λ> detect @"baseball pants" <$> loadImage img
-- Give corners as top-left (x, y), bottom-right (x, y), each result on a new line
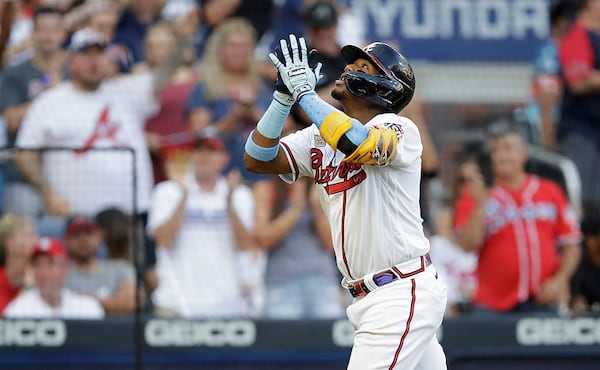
top-left (346, 263), bottom-right (448, 370)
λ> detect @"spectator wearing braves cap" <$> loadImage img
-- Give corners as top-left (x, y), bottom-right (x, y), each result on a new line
top-left (14, 25), bottom-right (185, 290)
top-left (63, 215), bottom-right (136, 315)
top-left (4, 237), bottom-right (105, 319)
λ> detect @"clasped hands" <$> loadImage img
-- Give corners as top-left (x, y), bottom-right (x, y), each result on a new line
top-left (268, 34), bottom-right (322, 105)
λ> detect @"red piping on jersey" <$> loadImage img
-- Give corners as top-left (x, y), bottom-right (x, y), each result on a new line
top-left (281, 142), bottom-right (299, 182)
top-left (391, 257), bottom-right (425, 278)
top-left (323, 171), bottom-right (367, 195)
top-left (341, 190), bottom-right (353, 279)
top-left (389, 279), bottom-right (416, 370)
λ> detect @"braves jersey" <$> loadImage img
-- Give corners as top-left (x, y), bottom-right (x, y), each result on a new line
top-left (454, 175), bottom-right (582, 311)
top-left (280, 113), bottom-right (429, 280)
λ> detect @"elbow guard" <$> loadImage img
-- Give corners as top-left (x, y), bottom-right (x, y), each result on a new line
top-left (342, 127), bottom-right (398, 165)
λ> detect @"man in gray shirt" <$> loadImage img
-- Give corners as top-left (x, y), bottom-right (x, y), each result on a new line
top-left (0, 7), bottom-right (67, 217)
top-left (63, 215), bottom-right (136, 315)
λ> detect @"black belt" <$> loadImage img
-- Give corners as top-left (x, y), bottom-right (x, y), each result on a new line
top-left (348, 254), bottom-right (432, 298)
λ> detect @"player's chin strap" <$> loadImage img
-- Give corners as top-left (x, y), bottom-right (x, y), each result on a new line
top-left (299, 92), bottom-right (398, 165)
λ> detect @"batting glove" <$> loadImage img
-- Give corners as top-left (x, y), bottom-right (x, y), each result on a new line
top-left (269, 35), bottom-right (322, 102)
top-left (273, 46), bottom-right (321, 106)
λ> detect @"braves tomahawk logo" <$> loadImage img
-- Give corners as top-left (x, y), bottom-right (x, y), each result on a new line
top-left (76, 106), bottom-right (124, 154)
top-left (311, 148), bottom-right (366, 194)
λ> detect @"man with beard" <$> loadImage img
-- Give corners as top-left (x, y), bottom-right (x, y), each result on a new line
top-left (63, 215), bottom-right (136, 315)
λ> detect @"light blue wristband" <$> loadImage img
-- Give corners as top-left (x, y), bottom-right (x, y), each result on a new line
top-left (244, 130), bottom-right (280, 161)
top-left (256, 98), bottom-right (292, 139)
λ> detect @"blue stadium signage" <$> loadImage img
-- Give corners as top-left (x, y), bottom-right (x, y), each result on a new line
top-left (351, 0), bottom-right (551, 62)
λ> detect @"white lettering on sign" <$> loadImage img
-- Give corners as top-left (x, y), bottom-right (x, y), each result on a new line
top-left (517, 318), bottom-right (600, 346)
top-left (145, 320), bottom-right (256, 347)
top-left (0, 320), bottom-right (66, 347)
top-left (350, 0), bottom-right (548, 40)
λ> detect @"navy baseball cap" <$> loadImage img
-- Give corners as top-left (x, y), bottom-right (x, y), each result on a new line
top-left (304, 1), bottom-right (337, 28)
top-left (68, 28), bottom-right (107, 53)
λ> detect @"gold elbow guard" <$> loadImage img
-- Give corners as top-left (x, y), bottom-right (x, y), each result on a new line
top-left (342, 127), bottom-right (398, 165)
top-left (319, 111), bottom-right (353, 150)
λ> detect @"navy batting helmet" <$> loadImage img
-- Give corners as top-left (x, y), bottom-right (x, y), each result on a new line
top-left (341, 42), bottom-right (415, 113)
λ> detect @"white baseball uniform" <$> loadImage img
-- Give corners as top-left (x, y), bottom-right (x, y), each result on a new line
top-left (280, 113), bottom-right (448, 370)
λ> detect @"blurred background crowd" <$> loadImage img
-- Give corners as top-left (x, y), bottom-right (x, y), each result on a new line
top-left (0, 0), bottom-right (598, 322)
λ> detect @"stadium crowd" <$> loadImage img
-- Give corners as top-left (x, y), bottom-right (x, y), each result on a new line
top-left (0, 0), bottom-right (598, 321)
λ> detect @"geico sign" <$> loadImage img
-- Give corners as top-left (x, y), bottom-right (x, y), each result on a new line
top-left (517, 318), bottom-right (600, 345)
top-left (0, 320), bottom-right (66, 346)
top-left (145, 319), bottom-right (256, 347)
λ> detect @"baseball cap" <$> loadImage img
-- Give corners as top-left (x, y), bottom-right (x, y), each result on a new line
top-left (68, 28), bottom-right (107, 53)
top-left (65, 215), bottom-right (101, 236)
top-left (30, 237), bottom-right (69, 261)
top-left (303, 1), bottom-right (337, 29)
top-left (192, 134), bottom-right (225, 151)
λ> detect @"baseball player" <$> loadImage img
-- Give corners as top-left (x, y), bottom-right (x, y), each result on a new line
top-left (244, 35), bottom-right (447, 369)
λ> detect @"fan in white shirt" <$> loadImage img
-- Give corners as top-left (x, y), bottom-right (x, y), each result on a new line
top-left (14, 27), bottom-right (180, 217)
top-left (4, 237), bottom-right (104, 319)
top-left (147, 135), bottom-right (260, 318)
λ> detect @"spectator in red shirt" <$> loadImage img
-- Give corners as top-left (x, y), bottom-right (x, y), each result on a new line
top-left (0, 214), bottom-right (38, 315)
top-left (454, 120), bottom-right (582, 314)
top-left (557, 0), bottom-right (600, 213)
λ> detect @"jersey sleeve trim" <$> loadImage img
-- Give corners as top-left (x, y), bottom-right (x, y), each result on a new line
top-left (279, 141), bottom-right (299, 183)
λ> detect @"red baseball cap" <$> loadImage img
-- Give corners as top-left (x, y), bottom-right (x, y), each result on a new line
top-left (65, 215), bottom-right (101, 236)
top-left (30, 237), bottom-right (69, 261)
top-left (192, 134), bottom-right (225, 151)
